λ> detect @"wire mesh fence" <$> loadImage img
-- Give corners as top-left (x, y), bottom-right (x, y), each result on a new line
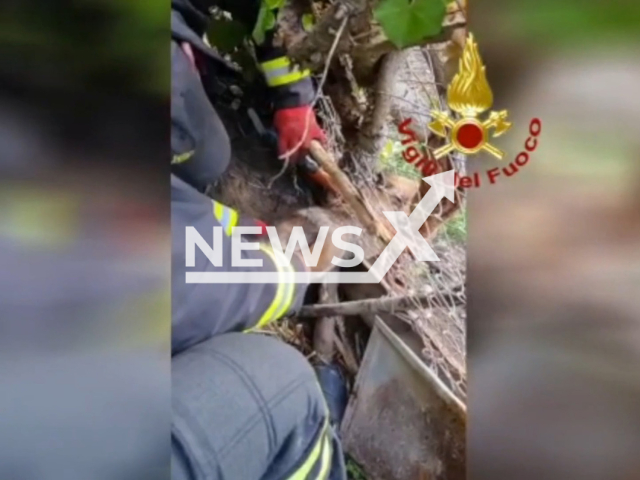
top-left (282, 43), bottom-right (468, 402)
top-left (360, 45), bottom-right (468, 401)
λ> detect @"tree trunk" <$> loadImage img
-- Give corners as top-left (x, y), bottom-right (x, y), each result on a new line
top-left (358, 50), bottom-right (410, 158)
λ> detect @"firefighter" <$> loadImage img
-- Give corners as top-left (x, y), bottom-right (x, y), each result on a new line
top-left (172, 174), bottom-right (346, 480)
top-left (171, 0), bottom-right (327, 193)
top-left (171, 1), bottom-right (346, 479)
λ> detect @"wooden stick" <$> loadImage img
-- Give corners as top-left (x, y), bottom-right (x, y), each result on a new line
top-left (309, 140), bottom-right (395, 245)
top-left (299, 290), bottom-right (465, 319)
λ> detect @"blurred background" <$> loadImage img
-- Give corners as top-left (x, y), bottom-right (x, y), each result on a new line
top-left (0, 1), bottom-right (170, 479)
top-left (469, 1), bottom-right (640, 479)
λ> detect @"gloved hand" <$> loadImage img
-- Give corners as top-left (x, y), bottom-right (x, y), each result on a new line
top-left (273, 105), bottom-right (327, 162)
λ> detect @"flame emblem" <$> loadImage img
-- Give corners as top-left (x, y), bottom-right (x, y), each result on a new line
top-left (428, 33), bottom-right (511, 159)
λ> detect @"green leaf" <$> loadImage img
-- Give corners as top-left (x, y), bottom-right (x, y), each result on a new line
top-left (374, 0), bottom-right (448, 48)
top-left (207, 19), bottom-right (248, 54)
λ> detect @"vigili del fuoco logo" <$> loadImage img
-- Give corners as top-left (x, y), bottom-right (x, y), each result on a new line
top-left (398, 33), bottom-right (541, 188)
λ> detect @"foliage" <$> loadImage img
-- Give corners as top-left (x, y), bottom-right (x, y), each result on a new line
top-left (207, 18), bottom-right (248, 54)
top-left (443, 208), bottom-right (466, 243)
top-left (495, 0), bottom-right (640, 44)
top-left (374, 0), bottom-right (448, 48)
top-left (346, 458), bottom-right (368, 480)
top-left (0, 0), bottom-right (168, 95)
top-left (380, 140), bottom-right (423, 180)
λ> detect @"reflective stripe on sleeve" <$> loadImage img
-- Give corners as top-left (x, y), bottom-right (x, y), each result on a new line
top-left (172, 150), bottom-right (194, 165)
top-left (270, 246), bottom-right (296, 321)
top-left (253, 244), bottom-right (296, 328)
top-left (261, 57), bottom-right (311, 87)
top-left (212, 201), bottom-right (239, 236)
top-left (315, 434), bottom-right (332, 480)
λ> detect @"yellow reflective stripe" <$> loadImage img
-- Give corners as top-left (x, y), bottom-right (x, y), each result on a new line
top-left (271, 248), bottom-right (296, 320)
top-left (261, 57), bottom-right (311, 87)
top-left (172, 150), bottom-right (194, 165)
top-left (273, 274), bottom-right (295, 321)
top-left (261, 56), bottom-right (291, 72)
top-left (212, 201), bottom-right (239, 236)
top-left (227, 209), bottom-right (239, 236)
top-left (287, 419), bottom-right (330, 480)
top-left (264, 69), bottom-right (311, 87)
top-left (213, 201), bottom-right (224, 221)
top-left (317, 434), bottom-right (332, 480)
top-left (254, 245), bottom-right (288, 328)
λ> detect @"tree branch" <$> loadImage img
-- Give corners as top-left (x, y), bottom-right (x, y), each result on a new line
top-left (299, 290), bottom-right (465, 318)
top-left (309, 140), bottom-right (395, 245)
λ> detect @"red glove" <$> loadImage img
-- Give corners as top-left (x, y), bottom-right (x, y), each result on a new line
top-left (273, 105), bottom-right (327, 162)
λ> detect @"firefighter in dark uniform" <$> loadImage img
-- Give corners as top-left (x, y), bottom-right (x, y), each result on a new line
top-left (171, 0), bottom-right (326, 192)
top-left (171, 1), bottom-right (347, 479)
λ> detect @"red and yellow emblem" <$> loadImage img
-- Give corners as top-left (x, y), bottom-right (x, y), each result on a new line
top-left (429, 33), bottom-right (511, 159)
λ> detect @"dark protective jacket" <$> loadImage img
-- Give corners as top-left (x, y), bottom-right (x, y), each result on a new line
top-left (170, 4), bottom-right (339, 479)
top-left (171, 0), bottom-right (313, 353)
top-left (172, 174), bottom-right (307, 354)
top-left (171, 0), bottom-right (315, 190)
top-left (171, 0), bottom-right (315, 109)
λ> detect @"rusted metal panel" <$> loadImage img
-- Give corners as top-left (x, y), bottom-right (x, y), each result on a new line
top-left (341, 318), bottom-right (466, 480)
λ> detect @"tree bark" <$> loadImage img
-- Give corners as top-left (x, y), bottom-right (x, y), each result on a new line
top-left (286, 1), bottom-right (366, 71)
top-left (358, 50), bottom-right (411, 157)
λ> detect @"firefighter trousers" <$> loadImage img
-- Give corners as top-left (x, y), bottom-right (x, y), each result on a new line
top-left (172, 332), bottom-right (347, 480)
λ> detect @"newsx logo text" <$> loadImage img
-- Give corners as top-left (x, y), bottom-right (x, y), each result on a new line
top-left (185, 170), bottom-right (455, 285)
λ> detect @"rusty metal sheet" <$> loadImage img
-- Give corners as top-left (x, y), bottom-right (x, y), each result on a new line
top-left (341, 318), bottom-right (466, 480)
